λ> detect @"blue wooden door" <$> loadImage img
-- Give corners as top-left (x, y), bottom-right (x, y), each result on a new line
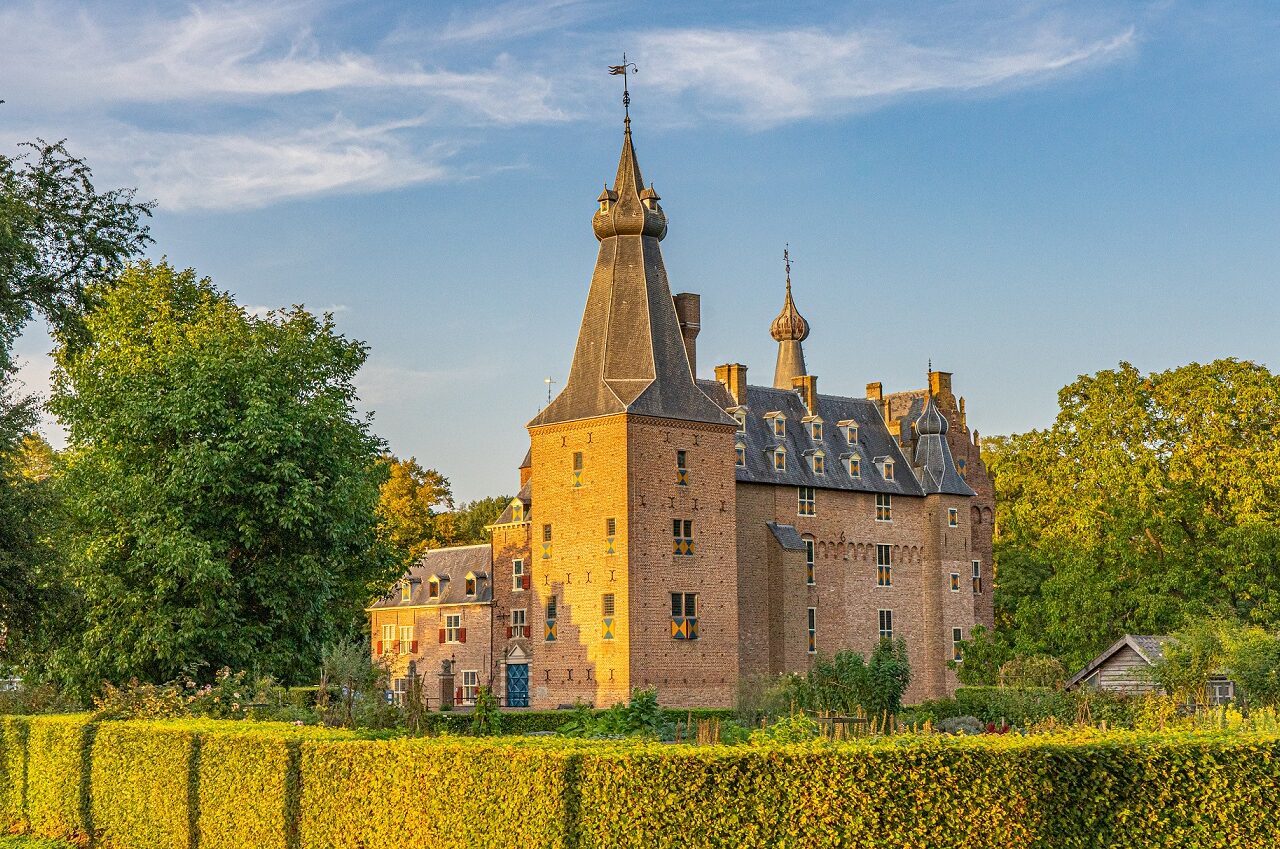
top-left (506, 663), bottom-right (529, 707)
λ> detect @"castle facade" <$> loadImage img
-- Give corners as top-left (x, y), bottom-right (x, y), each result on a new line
top-left (368, 118), bottom-right (994, 708)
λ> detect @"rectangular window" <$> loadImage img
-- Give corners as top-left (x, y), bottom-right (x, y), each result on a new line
top-left (513, 559), bottom-right (527, 591)
top-left (543, 524), bottom-right (552, 543)
top-left (875, 493), bottom-right (892, 522)
top-left (572, 451), bottom-right (583, 471)
top-left (400, 584), bottom-right (412, 603)
top-left (671, 592), bottom-right (698, 640)
top-left (399, 625), bottom-right (414, 652)
top-left (807, 607), bottom-right (817, 654)
top-left (846, 424), bottom-right (859, 445)
top-left (805, 538), bottom-right (815, 586)
top-left (428, 578), bottom-right (439, 599)
top-left (808, 420), bottom-right (823, 441)
top-left (953, 627), bottom-right (964, 662)
top-left (734, 410), bottom-right (747, 433)
top-left (465, 574), bottom-right (477, 596)
top-left (462, 670), bottom-right (478, 705)
top-left (812, 453), bottom-right (825, 475)
top-left (797, 486), bottom-right (816, 517)
top-left (948, 507), bottom-right (959, 528)
top-left (672, 519), bottom-right (694, 556)
top-left (878, 609), bottom-right (893, 641)
top-left (773, 448), bottom-right (786, 471)
top-left (606, 517), bottom-right (616, 537)
top-left (950, 572), bottom-right (960, 592)
top-left (773, 416), bottom-right (786, 438)
top-left (511, 608), bottom-right (526, 628)
top-left (849, 456), bottom-right (861, 478)
top-left (546, 596), bottom-right (558, 621)
top-left (972, 560), bottom-right (982, 594)
top-left (381, 623), bottom-right (395, 648)
top-left (883, 460), bottom-right (895, 481)
top-left (735, 444), bottom-right (746, 467)
top-left (676, 449), bottom-right (689, 485)
top-left (602, 593), bottom-right (616, 640)
top-left (545, 596), bottom-right (558, 642)
top-left (445, 614), bottom-right (461, 643)
top-left (876, 544), bottom-right (892, 587)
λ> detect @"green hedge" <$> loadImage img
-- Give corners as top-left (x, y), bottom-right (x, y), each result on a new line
top-left (2, 717), bottom-right (1278, 848)
top-left (24, 716), bottom-right (91, 841)
top-left (0, 716), bottom-right (27, 831)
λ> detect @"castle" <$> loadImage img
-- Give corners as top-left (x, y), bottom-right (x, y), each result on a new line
top-left (368, 114), bottom-right (994, 709)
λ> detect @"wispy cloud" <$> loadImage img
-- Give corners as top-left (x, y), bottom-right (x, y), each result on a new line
top-left (0, 0), bottom-right (1139, 209)
top-left (637, 20), bottom-right (1136, 127)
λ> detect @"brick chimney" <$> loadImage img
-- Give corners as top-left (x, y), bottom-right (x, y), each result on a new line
top-left (928, 370), bottom-right (952, 397)
top-left (866, 381), bottom-right (883, 402)
top-left (672, 293), bottom-right (700, 378)
top-left (792, 374), bottom-right (818, 416)
top-left (715, 363), bottom-right (749, 406)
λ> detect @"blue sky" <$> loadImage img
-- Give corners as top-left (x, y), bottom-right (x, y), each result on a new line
top-left (3, 0), bottom-right (1278, 501)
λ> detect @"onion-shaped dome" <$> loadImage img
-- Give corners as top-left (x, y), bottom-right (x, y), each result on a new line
top-left (917, 398), bottom-right (949, 436)
top-left (592, 120), bottom-right (667, 241)
top-left (771, 280), bottom-right (810, 342)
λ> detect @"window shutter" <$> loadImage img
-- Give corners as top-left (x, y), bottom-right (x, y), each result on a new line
top-left (376, 640), bottom-right (382, 655)
top-left (438, 628), bottom-right (446, 644)
top-left (506, 625), bottom-right (513, 639)
top-left (455, 686), bottom-right (463, 702)
top-left (522, 574), bottom-right (531, 590)
top-left (459, 627), bottom-right (467, 643)
top-left (411, 640), bottom-right (418, 653)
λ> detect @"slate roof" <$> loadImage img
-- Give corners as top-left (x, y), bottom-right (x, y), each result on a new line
top-left (492, 479), bottom-right (533, 525)
top-left (699, 380), bottom-right (926, 496)
top-left (368, 544), bottom-right (492, 610)
top-left (910, 398), bottom-right (976, 497)
top-left (766, 522), bottom-right (807, 551)
top-left (1065, 634), bottom-right (1168, 689)
top-left (528, 123), bottom-right (735, 430)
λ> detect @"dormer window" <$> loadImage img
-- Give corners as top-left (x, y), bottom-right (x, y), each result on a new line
top-left (400, 583), bottom-right (412, 603)
top-left (735, 443), bottom-right (746, 467)
top-left (812, 451), bottom-right (825, 475)
top-left (849, 456), bottom-right (861, 478)
top-left (511, 500), bottom-right (524, 522)
top-left (773, 447), bottom-right (787, 471)
top-left (880, 459), bottom-right (895, 481)
top-left (428, 576), bottom-right (440, 600)
top-left (733, 410), bottom-right (747, 433)
top-left (774, 417), bottom-right (786, 438)
top-left (465, 572), bottom-right (477, 596)
top-left (841, 422), bottom-right (859, 445)
top-left (805, 418), bottom-right (823, 441)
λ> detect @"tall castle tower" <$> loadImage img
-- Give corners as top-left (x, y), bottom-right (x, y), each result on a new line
top-left (525, 116), bottom-right (740, 708)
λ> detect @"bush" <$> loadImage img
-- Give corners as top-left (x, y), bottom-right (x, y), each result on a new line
top-left (24, 716), bottom-right (92, 840)
top-left (90, 722), bottom-right (196, 849)
top-left (953, 686), bottom-right (1074, 726)
top-left (936, 715), bottom-right (984, 735)
top-left (0, 716), bottom-right (28, 831)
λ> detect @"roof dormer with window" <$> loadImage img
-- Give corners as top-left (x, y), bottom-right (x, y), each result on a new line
top-left (764, 411), bottom-right (786, 439)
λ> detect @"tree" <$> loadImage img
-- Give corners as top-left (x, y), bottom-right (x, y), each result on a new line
top-left (1221, 625), bottom-right (1280, 709)
top-left (865, 638), bottom-right (911, 717)
top-left (951, 625), bottom-right (1010, 686)
top-left (376, 455), bottom-right (453, 562)
top-left (46, 261), bottom-right (396, 696)
top-left (439, 495), bottom-right (511, 546)
top-left (991, 360), bottom-right (1280, 670)
top-left (1150, 620), bottom-right (1224, 707)
top-left (0, 140), bottom-right (151, 667)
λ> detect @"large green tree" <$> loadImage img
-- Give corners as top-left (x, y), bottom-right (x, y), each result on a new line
top-left (0, 140), bottom-right (151, 662)
top-left (375, 455), bottom-right (454, 563)
top-left (992, 360), bottom-right (1280, 670)
top-left (47, 261), bottom-right (395, 695)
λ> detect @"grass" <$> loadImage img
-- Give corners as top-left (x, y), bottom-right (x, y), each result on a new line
top-left (0, 837), bottom-right (77, 849)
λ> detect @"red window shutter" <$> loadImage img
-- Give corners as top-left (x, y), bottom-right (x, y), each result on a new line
top-left (523, 626), bottom-right (531, 638)
top-left (376, 640), bottom-right (382, 655)
top-left (438, 628), bottom-right (446, 644)
top-left (455, 686), bottom-right (463, 702)
top-left (459, 627), bottom-right (467, 643)
top-left (522, 575), bottom-right (531, 590)
top-left (506, 626), bottom-right (513, 639)
top-left (411, 641), bottom-right (418, 653)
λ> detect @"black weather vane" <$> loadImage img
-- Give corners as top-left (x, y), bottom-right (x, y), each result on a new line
top-left (608, 54), bottom-right (638, 120)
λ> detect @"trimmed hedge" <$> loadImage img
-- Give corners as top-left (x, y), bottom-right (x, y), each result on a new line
top-left (1, 717), bottom-right (1278, 848)
top-left (0, 716), bottom-right (27, 831)
top-left (24, 716), bottom-right (91, 841)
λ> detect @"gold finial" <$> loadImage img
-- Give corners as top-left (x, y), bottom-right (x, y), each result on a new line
top-left (608, 54), bottom-right (638, 124)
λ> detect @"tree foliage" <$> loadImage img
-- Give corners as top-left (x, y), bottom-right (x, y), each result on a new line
top-left (46, 261), bottom-right (396, 696)
top-left (439, 495), bottom-right (512, 546)
top-left (376, 455), bottom-right (453, 562)
top-left (991, 360), bottom-right (1280, 670)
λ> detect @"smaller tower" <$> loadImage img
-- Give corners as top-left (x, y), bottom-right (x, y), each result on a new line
top-left (771, 247), bottom-right (810, 390)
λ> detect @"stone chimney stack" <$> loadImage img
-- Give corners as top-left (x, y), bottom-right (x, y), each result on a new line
top-left (928, 370), bottom-right (953, 397)
top-left (866, 381), bottom-right (883, 402)
top-left (793, 374), bottom-right (819, 416)
top-left (715, 363), bottom-right (749, 406)
top-left (673, 293), bottom-right (700, 377)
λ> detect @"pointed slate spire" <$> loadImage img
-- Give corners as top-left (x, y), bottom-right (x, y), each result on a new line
top-left (912, 370), bottom-right (974, 496)
top-left (771, 246), bottom-right (810, 389)
top-left (530, 117), bottom-right (732, 429)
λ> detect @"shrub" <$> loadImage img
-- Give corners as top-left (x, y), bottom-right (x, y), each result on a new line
top-left (470, 686), bottom-right (503, 737)
top-left (24, 716), bottom-right (92, 841)
top-left (90, 721), bottom-right (196, 849)
top-left (0, 716), bottom-right (28, 831)
top-left (937, 715), bottom-right (984, 735)
top-left (953, 686), bottom-right (1074, 726)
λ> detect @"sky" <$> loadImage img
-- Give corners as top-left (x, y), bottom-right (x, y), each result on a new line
top-left (2, 0), bottom-right (1278, 502)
